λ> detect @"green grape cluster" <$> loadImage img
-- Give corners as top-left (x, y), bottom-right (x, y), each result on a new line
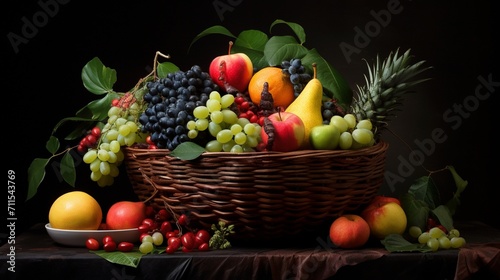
top-left (187, 91), bottom-right (262, 152)
top-left (82, 99), bottom-right (146, 187)
top-left (410, 226), bottom-right (466, 252)
top-left (330, 113), bottom-right (375, 150)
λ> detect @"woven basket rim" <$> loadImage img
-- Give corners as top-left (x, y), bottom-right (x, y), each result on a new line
top-left (125, 140), bottom-right (389, 159)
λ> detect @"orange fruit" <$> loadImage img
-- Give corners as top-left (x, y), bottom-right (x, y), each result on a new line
top-left (248, 67), bottom-right (295, 109)
top-left (48, 191), bottom-right (103, 230)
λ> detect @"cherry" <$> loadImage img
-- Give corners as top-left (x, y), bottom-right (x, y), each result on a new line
top-left (160, 221), bottom-right (173, 235)
top-left (103, 241), bottom-right (117, 252)
top-left (145, 205), bottom-right (155, 218)
top-left (156, 209), bottom-right (170, 222)
top-left (142, 218), bottom-right (155, 231)
top-left (181, 232), bottom-right (196, 250)
top-left (86, 238), bottom-right (100, 250)
top-left (102, 235), bottom-right (114, 245)
top-left (138, 224), bottom-right (150, 234)
top-left (195, 229), bottom-right (211, 244)
top-left (178, 214), bottom-right (189, 226)
top-left (198, 242), bottom-right (210, 251)
top-left (118, 242), bottom-right (134, 252)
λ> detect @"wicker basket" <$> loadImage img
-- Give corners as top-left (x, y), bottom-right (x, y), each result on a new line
top-left (124, 141), bottom-right (389, 239)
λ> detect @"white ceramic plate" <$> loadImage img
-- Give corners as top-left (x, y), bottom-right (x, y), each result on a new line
top-left (45, 223), bottom-right (140, 247)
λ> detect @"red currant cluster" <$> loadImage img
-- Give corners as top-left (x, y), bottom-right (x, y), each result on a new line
top-left (77, 126), bottom-right (101, 153)
top-left (138, 206), bottom-right (211, 254)
top-left (234, 92), bottom-right (264, 125)
top-left (111, 92), bottom-right (137, 109)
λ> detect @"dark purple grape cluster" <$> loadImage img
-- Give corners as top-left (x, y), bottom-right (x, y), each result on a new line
top-left (138, 65), bottom-right (219, 149)
top-left (321, 98), bottom-right (346, 124)
top-left (281, 58), bottom-right (312, 97)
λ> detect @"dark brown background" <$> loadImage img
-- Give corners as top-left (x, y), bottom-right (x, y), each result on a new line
top-left (2, 0), bottom-right (498, 244)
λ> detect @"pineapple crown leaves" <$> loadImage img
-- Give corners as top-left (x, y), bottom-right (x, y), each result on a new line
top-left (351, 48), bottom-right (432, 134)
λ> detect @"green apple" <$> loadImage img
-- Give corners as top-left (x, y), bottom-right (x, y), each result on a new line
top-left (309, 124), bottom-right (340, 150)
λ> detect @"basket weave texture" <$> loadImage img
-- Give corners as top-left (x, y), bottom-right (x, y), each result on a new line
top-left (124, 141), bottom-right (389, 239)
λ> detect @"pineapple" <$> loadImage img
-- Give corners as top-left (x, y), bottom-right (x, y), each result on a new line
top-left (350, 48), bottom-right (432, 137)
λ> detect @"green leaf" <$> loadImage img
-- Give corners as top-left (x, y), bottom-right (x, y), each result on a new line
top-left (27, 158), bottom-right (50, 201)
top-left (188, 25), bottom-right (237, 53)
top-left (46, 136), bottom-right (60, 154)
top-left (86, 93), bottom-right (120, 120)
top-left (92, 250), bottom-right (144, 268)
top-left (51, 116), bottom-right (100, 138)
top-left (169, 142), bottom-right (206, 160)
top-left (60, 151), bottom-right (76, 187)
top-left (445, 165), bottom-right (468, 215)
top-left (233, 30), bottom-right (268, 52)
top-left (232, 30), bottom-right (269, 70)
top-left (63, 121), bottom-right (97, 141)
top-left (270, 19), bottom-right (306, 44)
top-left (157, 62), bottom-right (180, 79)
top-left (431, 205), bottom-right (453, 231)
top-left (81, 57), bottom-right (117, 95)
top-left (264, 35), bottom-right (309, 66)
top-left (400, 193), bottom-right (430, 230)
top-left (188, 20), bottom-right (353, 108)
top-left (447, 165), bottom-right (468, 192)
top-left (381, 234), bottom-right (432, 253)
top-left (407, 176), bottom-right (440, 209)
top-left (301, 49), bottom-right (353, 107)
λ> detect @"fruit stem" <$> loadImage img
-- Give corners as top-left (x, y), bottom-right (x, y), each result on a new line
top-left (228, 41), bottom-right (233, 55)
top-left (312, 63), bottom-right (317, 79)
top-left (152, 51), bottom-right (171, 80)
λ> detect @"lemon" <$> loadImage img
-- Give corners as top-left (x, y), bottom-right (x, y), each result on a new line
top-left (48, 191), bottom-right (103, 230)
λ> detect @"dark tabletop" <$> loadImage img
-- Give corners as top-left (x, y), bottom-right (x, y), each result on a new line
top-left (1, 221), bottom-right (499, 280)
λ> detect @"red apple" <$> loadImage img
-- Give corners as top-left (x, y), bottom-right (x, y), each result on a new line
top-left (369, 195), bottom-right (401, 206)
top-left (329, 214), bottom-right (370, 249)
top-left (260, 111), bottom-right (305, 152)
top-left (106, 201), bottom-right (147, 230)
top-left (361, 196), bottom-right (407, 239)
top-left (209, 41), bottom-right (253, 93)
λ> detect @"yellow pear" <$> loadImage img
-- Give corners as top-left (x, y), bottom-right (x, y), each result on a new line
top-left (285, 63), bottom-right (324, 149)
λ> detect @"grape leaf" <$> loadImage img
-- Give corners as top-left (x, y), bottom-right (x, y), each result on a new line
top-left (81, 57), bottom-right (116, 95)
top-left (431, 205), bottom-right (453, 231)
top-left (407, 176), bottom-right (440, 209)
top-left (381, 234), bottom-right (432, 253)
top-left (91, 246), bottom-right (166, 268)
top-left (169, 142), bottom-right (206, 160)
top-left (400, 193), bottom-right (430, 231)
top-left (445, 165), bottom-right (468, 215)
top-left (92, 250), bottom-right (144, 268)
top-left (27, 158), bottom-right (49, 201)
